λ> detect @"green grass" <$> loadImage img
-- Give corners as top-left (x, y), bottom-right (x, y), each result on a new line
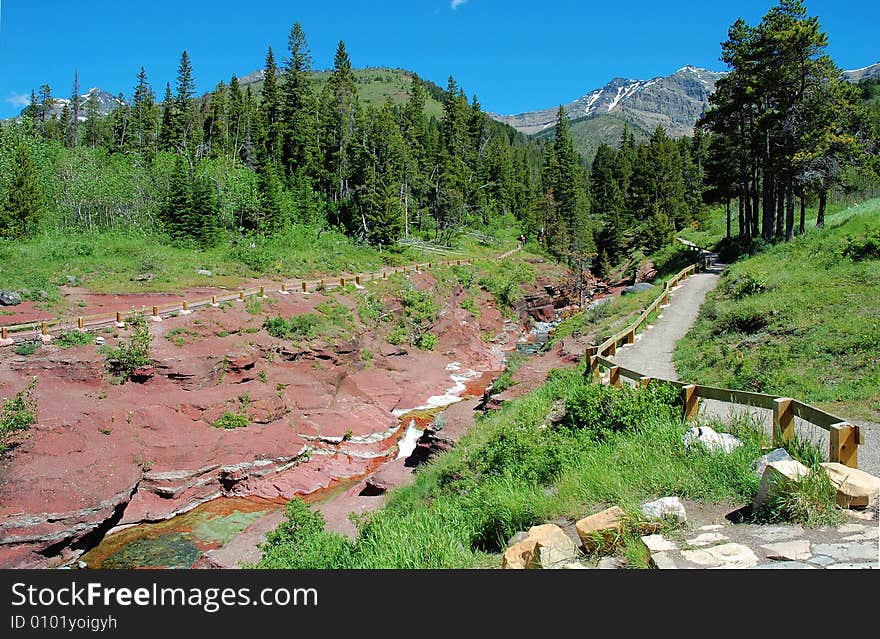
top-left (255, 367), bottom-right (771, 569)
top-left (0, 225), bottom-right (419, 308)
top-left (677, 197), bottom-right (854, 257)
top-left (675, 199), bottom-right (880, 422)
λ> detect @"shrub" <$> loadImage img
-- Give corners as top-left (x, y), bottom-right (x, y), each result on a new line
top-left (101, 313), bottom-right (153, 380)
top-left (415, 332), bottom-right (437, 350)
top-left (1, 377), bottom-right (38, 451)
top-left (212, 412), bottom-right (249, 429)
top-left (564, 381), bottom-right (679, 439)
top-left (263, 314), bottom-right (322, 340)
top-left (14, 341), bottom-right (40, 356)
top-left (56, 330), bottom-right (93, 349)
top-left (257, 499), bottom-right (355, 569)
top-left (727, 272), bottom-right (767, 299)
top-left (387, 326), bottom-right (407, 346)
top-left (843, 230), bottom-right (880, 261)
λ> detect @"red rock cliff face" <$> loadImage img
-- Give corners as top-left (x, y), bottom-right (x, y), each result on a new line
top-left (0, 272), bottom-right (543, 568)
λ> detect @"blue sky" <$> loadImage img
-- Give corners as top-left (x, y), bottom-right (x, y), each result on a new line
top-left (0, 0), bottom-right (877, 119)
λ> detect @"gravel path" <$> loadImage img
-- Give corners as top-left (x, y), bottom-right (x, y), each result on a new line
top-left (609, 264), bottom-right (879, 476)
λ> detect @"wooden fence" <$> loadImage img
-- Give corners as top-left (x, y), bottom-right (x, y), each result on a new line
top-left (0, 257), bottom-right (484, 342)
top-left (582, 246), bottom-right (862, 469)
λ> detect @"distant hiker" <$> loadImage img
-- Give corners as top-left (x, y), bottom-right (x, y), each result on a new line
top-left (518, 234), bottom-right (526, 248)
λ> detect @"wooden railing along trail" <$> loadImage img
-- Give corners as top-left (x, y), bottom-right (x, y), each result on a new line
top-left (582, 242), bottom-right (863, 469)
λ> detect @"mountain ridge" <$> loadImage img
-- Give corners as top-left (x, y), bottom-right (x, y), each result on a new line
top-left (490, 61), bottom-right (880, 140)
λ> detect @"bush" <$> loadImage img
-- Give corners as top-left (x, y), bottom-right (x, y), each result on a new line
top-left (212, 412), bottom-right (250, 429)
top-left (727, 272), bottom-right (767, 299)
top-left (564, 381), bottom-right (679, 440)
top-left (14, 341), bottom-right (40, 356)
top-left (257, 499), bottom-right (355, 569)
top-left (387, 326), bottom-right (407, 346)
top-left (1, 377), bottom-right (38, 451)
top-left (56, 330), bottom-right (93, 349)
top-left (415, 332), bottom-right (437, 350)
top-left (843, 229), bottom-right (880, 261)
top-left (263, 314), bottom-right (322, 340)
top-left (101, 313), bottom-right (152, 380)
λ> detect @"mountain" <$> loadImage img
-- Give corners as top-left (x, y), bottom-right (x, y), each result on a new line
top-left (843, 61), bottom-right (880, 82)
top-left (494, 61), bottom-right (880, 162)
top-left (490, 66), bottom-right (725, 138)
top-left (19, 87), bottom-right (124, 121)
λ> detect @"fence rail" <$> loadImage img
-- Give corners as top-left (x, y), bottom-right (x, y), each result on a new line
top-left (0, 252), bottom-right (517, 343)
top-left (584, 242), bottom-right (862, 469)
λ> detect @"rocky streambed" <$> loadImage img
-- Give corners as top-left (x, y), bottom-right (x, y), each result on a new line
top-left (0, 268), bottom-right (575, 569)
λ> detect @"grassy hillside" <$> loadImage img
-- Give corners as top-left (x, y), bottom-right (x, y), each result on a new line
top-left (256, 367), bottom-right (772, 569)
top-left (675, 199), bottom-right (880, 422)
top-left (240, 67), bottom-right (445, 118)
top-left (536, 112), bottom-right (650, 164)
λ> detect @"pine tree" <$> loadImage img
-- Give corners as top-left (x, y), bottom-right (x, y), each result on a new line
top-left (162, 156), bottom-right (193, 241)
top-left (257, 158), bottom-right (285, 235)
top-left (547, 106), bottom-right (593, 262)
top-left (174, 50), bottom-right (196, 151)
top-left (228, 75), bottom-right (245, 162)
top-left (108, 92), bottom-right (130, 153)
top-left (83, 91), bottom-right (102, 148)
top-left (0, 142), bottom-right (46, 239)
top-left (280, 23), bottom-right (319, 177)
top-left (69, 70), bottom-right (81, 147)
top-left (320, 41), bottom-right (361, 209)
top-left (260, 47), bottom-right (281, 162)
top-left (191, 174), bottom-right (222, 247)
top-left (204, 82), bottom-right (228, 157)
top-left (132, 67), bottom-right (158, 156)
top-left (158, 83), bottom-right (175, 151)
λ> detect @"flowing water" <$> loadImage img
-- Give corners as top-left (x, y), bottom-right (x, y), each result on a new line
top-left (77, 366), bottom-right (487, 569)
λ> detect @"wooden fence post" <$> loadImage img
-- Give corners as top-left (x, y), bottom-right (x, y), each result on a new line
top-left (340, 278), bottom-right (346, 288)
top-left (239, 291), bottom-right (245, 301)
top-left (681, 384), bottom-right (698, 421)
top-left (259, 286), bottom-right (265, 297)
top-left (588, 355), bottom-right (600, 381)
top-left (773, 397), bottom-right (794, 446)
top-left (356, 276), bottom-right (361, 286)
top-left (302, 282), bottom-right (308, 293)
top-left (829, 423), bottom-right (858, 468)
top-left (1, 327), bottom-right (6, 341)
top-left (78, 317), bottom-right (85, 330)
top-left (41, 321), bottom-right (48, 336)
top-left (608, 366), bottom-right (620, 388)
top-left (608, 340), bottom-right (617, 356)
top-left (640, 376), bottom-right (652, 388)
top-left (625, 329), bottom-right (635, 345)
